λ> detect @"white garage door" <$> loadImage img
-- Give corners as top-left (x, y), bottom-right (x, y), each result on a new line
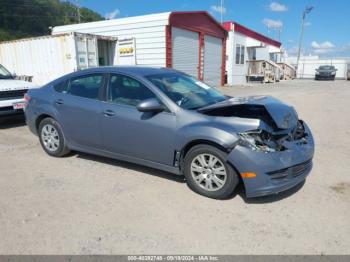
top-left (203, 35), bottom-right (222, 86)
top-left (172, 27), bottom-right (199, 78)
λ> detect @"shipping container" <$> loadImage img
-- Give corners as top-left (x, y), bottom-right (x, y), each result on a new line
top-left (52, 11), bottom-right (227, 86)
top-left (0, 32), bottom-right (117, 85)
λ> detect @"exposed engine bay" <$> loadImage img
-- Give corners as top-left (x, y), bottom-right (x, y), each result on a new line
top-left (198, 96), bottom-right (309, 152)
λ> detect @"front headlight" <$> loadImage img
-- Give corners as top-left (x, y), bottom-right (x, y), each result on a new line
top-left (238, 130), bottom-right (278, 153)
top-left (331, 71), bottom-right (336, 75)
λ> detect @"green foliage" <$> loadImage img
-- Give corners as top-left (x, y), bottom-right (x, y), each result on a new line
top-left (0, 0), bottom-right (104, 41)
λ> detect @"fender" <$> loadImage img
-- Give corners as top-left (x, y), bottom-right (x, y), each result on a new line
top-left (175, 121), bottom-right (240, 152)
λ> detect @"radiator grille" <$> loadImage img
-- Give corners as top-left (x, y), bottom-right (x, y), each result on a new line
top-left (0, 89), bottom-right (27, 100)
top-left (267, 159), bottom-right (312, 180)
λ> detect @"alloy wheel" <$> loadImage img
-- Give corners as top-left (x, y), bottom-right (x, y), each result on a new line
top-left (190, 153), bottom-right (227, 192)
top-left (41, 124), bottom-right (60, 152)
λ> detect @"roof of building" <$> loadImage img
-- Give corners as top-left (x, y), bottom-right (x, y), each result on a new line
top-left (52, 11), bottom-right (227, 38)
top-left (222, 21), bottom-right (281, 48)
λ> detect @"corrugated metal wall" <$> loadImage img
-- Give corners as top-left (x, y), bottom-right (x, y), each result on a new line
top-left (0, 34), bottom-right (76, 85)
top-left (52, 13), bottom-right (170, 67)
top-left (171, 27), bottom-right (199, 78)
top-left (203, 35), bottom-right (222, 86)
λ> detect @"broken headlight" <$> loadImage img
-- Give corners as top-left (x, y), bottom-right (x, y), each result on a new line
top-left (238, 130), bottom-right (279, 153)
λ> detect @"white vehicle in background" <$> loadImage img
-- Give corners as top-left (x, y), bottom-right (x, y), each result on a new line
top-left (0, 64), bottom-right (37, 122)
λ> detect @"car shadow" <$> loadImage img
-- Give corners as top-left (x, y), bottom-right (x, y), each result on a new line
top-left (0, 115), bottom-right (26, 129)
top-left (75, 152), bottom-right (186, 184)
top-left (69, 152), bottom-right (306, 202)
top-left (239, 180), bottom-right (306, 204)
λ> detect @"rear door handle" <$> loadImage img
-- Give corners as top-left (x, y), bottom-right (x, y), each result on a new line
top-left (55, 99), bottom-right (64, 105)
top-left (103, 109), bottom-right (116, 117)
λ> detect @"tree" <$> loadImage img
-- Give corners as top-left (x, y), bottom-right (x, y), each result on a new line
top-left (0, 0), bottom-right (104, 41)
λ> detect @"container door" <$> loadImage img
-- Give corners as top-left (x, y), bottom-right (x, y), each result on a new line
top-left (203, 35), bottom-right (222, 86)
top-left (75, 34), bottom-right (98, 70)
top-left (171, 27), bottom-right (199, 78)
top-left (87, 37), bottom-right (98, 67)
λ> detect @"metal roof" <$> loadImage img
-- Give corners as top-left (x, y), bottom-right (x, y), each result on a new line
top-left (222, 21), bottom-right (281, 48)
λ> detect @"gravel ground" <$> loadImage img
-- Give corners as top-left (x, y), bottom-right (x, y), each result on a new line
top-left (0, 79), bottom-right (349, 255)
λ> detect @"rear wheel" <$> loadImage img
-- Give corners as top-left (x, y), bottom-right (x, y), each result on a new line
top-left (183, 144), bottom-right (239, 199)
top-left (38, 117), bottom-right (70, 157)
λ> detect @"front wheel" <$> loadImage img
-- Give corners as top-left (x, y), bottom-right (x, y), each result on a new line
top-left (183, 145), bottom-right (239, 199)
top-left (38, 117), bottom-right (70, 157)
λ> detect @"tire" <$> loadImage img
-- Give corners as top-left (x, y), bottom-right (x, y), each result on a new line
top-left (183, 144), bottom-right (239, 199)
top-left (38, 117), bottom-right (70, 157)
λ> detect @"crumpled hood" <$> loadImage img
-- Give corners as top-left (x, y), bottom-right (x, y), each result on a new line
top-left (198, 95), bottom-right (299, 130)
top-left (0, 79), bottom-right (37, 91)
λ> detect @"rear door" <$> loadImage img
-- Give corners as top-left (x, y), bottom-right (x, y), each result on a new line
top-left (53, 73), bottom-right (105, 149)
top-left (172, 27), bottom-right (199, 78)
top-left (203, 35), bottom-right (222, 86)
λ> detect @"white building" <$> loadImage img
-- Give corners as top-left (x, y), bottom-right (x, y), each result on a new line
top-left (223, 21), bottom-right (283, 85)
top-left (52, 11), bottom-right (227, 86)
top-left (286, 55), bottom-right (350, 79)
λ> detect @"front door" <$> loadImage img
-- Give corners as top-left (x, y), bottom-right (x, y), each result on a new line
top-left (101, 74), bottom-right (176, 166)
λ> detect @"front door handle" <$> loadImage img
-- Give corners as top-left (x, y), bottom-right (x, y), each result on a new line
top-left (55, 99), bottom-right (64, 105)
top-left (103, 109), bottom-right (116, 117)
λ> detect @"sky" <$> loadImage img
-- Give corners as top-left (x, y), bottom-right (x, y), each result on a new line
top-left (76, 0), bottom-right (350, 57)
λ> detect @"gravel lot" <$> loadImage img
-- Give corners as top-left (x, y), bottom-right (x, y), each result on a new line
top-left (0, 79), bottom-right (349, 255)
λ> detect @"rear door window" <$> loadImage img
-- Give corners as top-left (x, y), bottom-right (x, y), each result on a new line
top-left (67, 74), bottom-right (104, 100)
top-left (53, 79), bottom-right (68, 93)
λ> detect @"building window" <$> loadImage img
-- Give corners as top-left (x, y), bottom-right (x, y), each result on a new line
top-left (235, 44), bottom-right (245, 65)
top-left (270, 53), bottom-right (277, 62)
top-left (250, 48), bottom-right (257, 60)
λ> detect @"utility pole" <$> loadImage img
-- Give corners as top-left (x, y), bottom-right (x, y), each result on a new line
top-left (75, 0), bottom-right (81, 23)
top-left (296, 6), bottom-right (313, 74)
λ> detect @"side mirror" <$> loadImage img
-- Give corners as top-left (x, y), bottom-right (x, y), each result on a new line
top-left (137, 98), bottom-right (164, 113)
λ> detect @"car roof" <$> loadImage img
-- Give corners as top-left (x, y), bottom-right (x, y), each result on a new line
top-left (75, 66), bottom-right (179, 77)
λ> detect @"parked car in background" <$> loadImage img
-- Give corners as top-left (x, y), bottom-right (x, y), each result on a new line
top-left (347, 64), bottom-right (350, 80)
top-left (0, 64), bottom-right (37, 122)
top-left (25, 67), bottom-right (314, 199)
top-left (315, 65), bottom-right (337, 80)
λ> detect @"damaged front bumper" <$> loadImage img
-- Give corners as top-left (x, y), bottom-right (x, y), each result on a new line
top-left (227, 122), bottom-right (314, 198)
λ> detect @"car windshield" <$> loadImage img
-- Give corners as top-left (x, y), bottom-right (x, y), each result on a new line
top-left (146, 73), bottom-right (227, 110)
top-left (319, 66), bottom-right (334, 70)
top-left (0, 64), bottom-right (13, 79)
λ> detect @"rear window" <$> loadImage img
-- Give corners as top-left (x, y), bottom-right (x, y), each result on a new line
top-left (319, 66), bottom-right (335, 70)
